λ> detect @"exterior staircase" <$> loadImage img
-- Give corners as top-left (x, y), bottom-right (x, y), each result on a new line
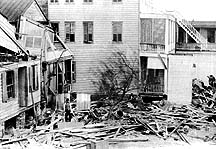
top-left (167, 11), bottom-right (207, 49)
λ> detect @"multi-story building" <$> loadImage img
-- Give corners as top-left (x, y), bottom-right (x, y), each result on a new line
top-left (48, 0), bottom-right (216, 105)
top-left (48, 0), bottom-right (140, 97)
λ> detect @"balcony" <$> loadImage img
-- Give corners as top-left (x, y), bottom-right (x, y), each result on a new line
top-left (140, 43), bottom-right (165, 53)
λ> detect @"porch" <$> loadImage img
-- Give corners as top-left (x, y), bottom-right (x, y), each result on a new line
top-left (140, 57), bottom-right (166, 94)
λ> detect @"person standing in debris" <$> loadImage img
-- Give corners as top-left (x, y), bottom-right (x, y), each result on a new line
top-left (64, 98), bottom-right (72, 122)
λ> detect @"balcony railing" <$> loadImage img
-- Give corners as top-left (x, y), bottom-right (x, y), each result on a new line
top-left (140, 84), bottom-right (164, 93)
top-left (176, 43), bottom-right (216, 51)
top-left (140, 43), bottom-right (165, 52)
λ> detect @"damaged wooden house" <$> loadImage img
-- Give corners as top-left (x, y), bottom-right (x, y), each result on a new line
top-left (0, 13), bottom-right (40, 137)
top-left (0, 0), bottom-right (74, 135)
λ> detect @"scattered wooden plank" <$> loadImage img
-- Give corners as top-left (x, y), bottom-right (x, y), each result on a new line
top-left (168, 119), bottom-right (188, 137)
top-left (0, 137), bottom-right (28, 145)
top-left (108, 138), bottom-right (149, 142)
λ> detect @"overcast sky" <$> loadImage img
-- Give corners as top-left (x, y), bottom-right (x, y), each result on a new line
top-left (153, 0), bottom-right (216, 21)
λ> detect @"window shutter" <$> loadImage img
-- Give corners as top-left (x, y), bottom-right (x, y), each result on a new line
top-left (71, 23), bottom-right (75, 33)
top-left (29, 67), bottom-right (33, 92)
top-left (35, 65), bottom-right (39, 90)
top-left (14, 69), bottom-right (18, 98)
top-left (2, 72), bottom-right (7, 102)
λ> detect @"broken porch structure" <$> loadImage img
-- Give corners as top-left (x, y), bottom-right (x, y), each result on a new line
top-left (0, 0), bottom-right (74, 136)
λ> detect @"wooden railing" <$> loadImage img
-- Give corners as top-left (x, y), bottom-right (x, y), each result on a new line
top-left (140, 43), bottom-right (165, 52)
top-left (140, 84), bottom-right (164, 93)
top-left (176, 43), bottom-right (216, 51)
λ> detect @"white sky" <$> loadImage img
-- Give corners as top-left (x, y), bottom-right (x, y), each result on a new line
top-left (153, 0), bottom-right (216, 21)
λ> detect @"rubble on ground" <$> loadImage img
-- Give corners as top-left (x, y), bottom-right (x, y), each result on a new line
top-left (1, 76), bottom-right (216, 148)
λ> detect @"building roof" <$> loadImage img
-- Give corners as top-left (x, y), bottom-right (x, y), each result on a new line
top-left (0, 0), bottom-right (34, 22)
top-left (190, 21), bottom-right (216, 29)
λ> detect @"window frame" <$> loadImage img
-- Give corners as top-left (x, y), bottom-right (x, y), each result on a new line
top-left (112, 21), bottom-right (123, 43)
top-left (83, 21), bottom-right (93, 44)
top-left (6, 71), bottom-right (15, 99)
top-left (65, 22), bottom-right (75, 42)
top-left (25, 36), bottom-right (42, 48)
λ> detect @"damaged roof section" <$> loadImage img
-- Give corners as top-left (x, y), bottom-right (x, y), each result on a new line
top-left (0, 0), bottom-right (48, 23)
top-left (0, 14), bottom-right (28, 56)
top-left (0, 0), bottom-right (34, 22)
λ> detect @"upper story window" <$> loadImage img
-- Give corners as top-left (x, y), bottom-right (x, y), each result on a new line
top-left (50, 0), bottom-right (58, 3)
top-left (51, 22), bottom-right (59, 42)
top-left (65, 22), bottom-right (75, 42)
top-left (66, 0), bottom-right (74, 2)
top-left (84, 0), bottom-right (93, 2)
top-left (112, 22), bottom-right (122, 43)
top-left (113, 0), bottom-right (122, 2)
top-left (141, 18), bottom-right (165, 45)
top-left (6, 71), bottom-right (15, 99)
top-left (83, 22), bottom-right (93, 44)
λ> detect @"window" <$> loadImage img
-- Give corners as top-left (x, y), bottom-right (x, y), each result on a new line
top-left (207, 29), bottom-right (215, 43)
top-left (65, 59), bottom-right (72, 83)
top-left (50, 0), bottom-right (58, 3)
top-left (66, 0), bottom-right (74, 2)
top-left (65, 22), bottom-right (75, 42)
top-left (72, 61), bottom-right (76, 82)
top-left (6, 71), bottom-right (15, 98)
top-left (113, 0), bottom-right (122, 2)
top-left (83, 22), bottom-right (93, 43)
top-left (84, 0), bottom-right (93, 2)
top-left (51, 22), bottom-right (59, 42)
top-left (112, 22), bottom-right (122, 42)
top-left (25, 36), bottom-right (42, 48)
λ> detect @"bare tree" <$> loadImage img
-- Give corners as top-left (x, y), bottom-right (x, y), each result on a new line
top-left (92, 51), bottom-right (140, 118)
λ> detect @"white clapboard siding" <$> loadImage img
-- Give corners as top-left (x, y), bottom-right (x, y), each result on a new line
top-left (48, 0), bottom-right (140, 93)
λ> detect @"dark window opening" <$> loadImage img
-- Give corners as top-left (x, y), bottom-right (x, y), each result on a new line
top-left (84, 0), bottom-right (93, 2)
top-left (50, 0), bottom-right (58, 3)
top-left (207, 29), bottom-right (215, 43)
top-left (51, 22), bottom-right (59, 42)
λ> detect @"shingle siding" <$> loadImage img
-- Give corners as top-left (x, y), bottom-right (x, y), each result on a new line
top-left (48, 0), bottom-right (140, 93)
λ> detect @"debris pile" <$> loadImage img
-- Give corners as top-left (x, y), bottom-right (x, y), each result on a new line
top-left (1, 96), bottom-right (216, 148)
top-left (2, 76), bottom-right (216, 148)
top-left (192, 75), bottom-right (216, 109)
